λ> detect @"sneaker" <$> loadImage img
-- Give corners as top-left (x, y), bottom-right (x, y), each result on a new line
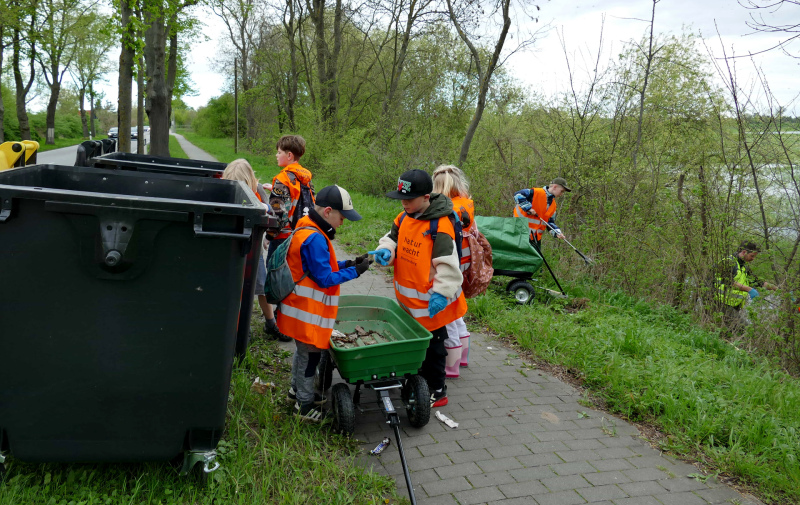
top-left (287, 387), bottom-right (327, 405)
top-left (265, 321), bottom-right (292, 342)
top-left (431, 387), bottom-right (448, 408)
top-left (294, 402), bottom-right (327, 422)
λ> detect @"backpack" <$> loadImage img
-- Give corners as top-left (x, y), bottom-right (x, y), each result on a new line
top-left (264, 226), bottom-right (316, 304)
top-left (290, 181), bottom-right (315, 230)
top-left (461, 224), bottom-right (493, 299)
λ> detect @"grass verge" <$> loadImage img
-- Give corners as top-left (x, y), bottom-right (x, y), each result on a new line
top-left (467, 281), bottom-right (800, 504)
top-left (0, 326), bottom-right (400, 505)
top-left (168, 134), bottom-right (189, 159)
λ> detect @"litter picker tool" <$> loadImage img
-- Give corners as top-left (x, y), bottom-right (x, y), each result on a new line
top-left (534, 244), bottom-right (567, 297)
top-left (530, 210), bottom-right (595, 266)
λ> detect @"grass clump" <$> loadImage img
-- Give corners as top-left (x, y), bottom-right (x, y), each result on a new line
top-left (468, 279), bottom-right (800, 504)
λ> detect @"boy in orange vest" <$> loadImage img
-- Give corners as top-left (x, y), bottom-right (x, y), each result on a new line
top-left (371, 169), bottom-right (466, 407)
top-left (264, 135), bottom-right (314, 342)
top-left (513, 177), bottom-right (570, 251)
top-left (277, 185), bottom-right (371, 421)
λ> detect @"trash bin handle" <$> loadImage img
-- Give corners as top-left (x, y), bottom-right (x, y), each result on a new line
top-left (193, 212), bottom-right (253, 241)
top-left (193, 225), bottom-right (254, 240)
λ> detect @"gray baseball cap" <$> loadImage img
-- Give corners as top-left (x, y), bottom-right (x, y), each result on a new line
top-left (551, 177), bottom-right (571, 192)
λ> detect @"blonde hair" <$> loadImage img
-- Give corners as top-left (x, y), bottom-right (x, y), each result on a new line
top-left (432, 164), bottom-right (470, 198)
top-left (222, 158), bottom-right (259, 193)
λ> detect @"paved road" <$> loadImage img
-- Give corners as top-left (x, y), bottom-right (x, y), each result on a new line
top-left (182, 135), bottom-right (765, 505)
top-left (36, 135), bottom-right (149, 166)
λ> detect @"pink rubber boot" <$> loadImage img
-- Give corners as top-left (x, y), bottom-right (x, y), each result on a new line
top-left (445, 346), bottom-right (462, 378)
top-left (460, 335), bottom-right (470, 367)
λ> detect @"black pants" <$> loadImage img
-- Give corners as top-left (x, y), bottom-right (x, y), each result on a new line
top-left (420, 326), bottom-right (448, 392)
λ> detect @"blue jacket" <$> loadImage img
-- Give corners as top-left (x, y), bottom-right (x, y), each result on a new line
top-left (299, 232), bottom-right (358, 288)
top-left (514, 186), bottom-right (561, 237)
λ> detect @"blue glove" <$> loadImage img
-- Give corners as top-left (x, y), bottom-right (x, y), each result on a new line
top-left (368, 249), bottom-right (392, 266)
top-left (749, 288), bottom-right (759, 299)
top-left (428, 293), bottom-right (448, 318)
top-left (514, 194), bottom-right (532, 212)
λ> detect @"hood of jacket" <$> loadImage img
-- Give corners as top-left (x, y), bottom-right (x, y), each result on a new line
top-left (415, 193), bottom-right (454, 221)
top-left (284, 163), bottom-right (313, 186)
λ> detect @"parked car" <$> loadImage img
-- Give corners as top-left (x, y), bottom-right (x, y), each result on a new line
top-left (108, 127), bottom-right (118, 138)
top-left (143, 125), bottom-right (150, 132)
top-left (131, 127), bottom-right (138, 139)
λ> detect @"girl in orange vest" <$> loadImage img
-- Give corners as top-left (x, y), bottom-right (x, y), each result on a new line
top-left (432, 165), bottom-right (474, 378)
top-left (371, 169), bottom-right (467, 407)
top-left (277, 185), bottom-right (370, 421)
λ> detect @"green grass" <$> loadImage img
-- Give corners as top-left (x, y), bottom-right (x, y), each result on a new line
top-left (467, 282), bottom-right (800, 504)
top-left (168, 134), bottom-right (189, 159)
top-left (0, 327), bottom-right (401, 505)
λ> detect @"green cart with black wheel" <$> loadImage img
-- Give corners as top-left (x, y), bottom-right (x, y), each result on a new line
top-left (475, 215), bottom-right (545, 304)
top-left (323, 295), bottom-right (432, 505)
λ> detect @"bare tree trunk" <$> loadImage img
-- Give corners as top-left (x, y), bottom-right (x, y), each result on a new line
top-left (283, 0), bottom-right (299, 131)
top-left (632, 0), bottom-right (659, 173)
top-left (44, 76), bottom-right (60, 144)
top-left (307, 0), bottom-right (342, 126)
top-left (118, 0), bottom-right (134, 153)
top-left (89, 86), bottom-right (96, 138)
top-left (166, 27), bottom-right (178, 133)
top-left (137, 55), bottom-right (144, 154)
top-left (144, 10), bottom-right (170, 156)
top-left (447, 0), bottom-right (511, 165)
top-left (79, 86), bottom-right (89, 137)
top-left (12, 20), bottom-right (36, 141)
top-left (0, 26), bottom-right (5, 143)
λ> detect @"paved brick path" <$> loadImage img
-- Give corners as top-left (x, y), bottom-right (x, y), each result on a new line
top-left (178, 139), bottom-right (764, 505)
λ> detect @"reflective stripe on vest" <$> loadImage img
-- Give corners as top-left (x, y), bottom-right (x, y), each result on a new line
top-left (393, 211), bottom-right (468, 330)
top-left (276, 216), bottom-right (340, 348)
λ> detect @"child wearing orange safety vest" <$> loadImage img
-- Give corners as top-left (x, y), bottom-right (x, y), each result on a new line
top-left (371, 169), bottom-right (466, 407)
top-left (432, 165), bottom-right (474, 378)
top-left (277, 185), bottom-right (371, 422)
top-left (264, 135), bottom-right (314, 342)
top-left (513, 177), bottom-right (571, 251)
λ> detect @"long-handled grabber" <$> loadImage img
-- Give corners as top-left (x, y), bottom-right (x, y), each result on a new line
top-left (531, 210), bottom-right (595, 266)
top-left (531, 242), bottom-right (567, 297)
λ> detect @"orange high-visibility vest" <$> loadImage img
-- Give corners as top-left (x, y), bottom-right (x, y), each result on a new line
top-left (452, 196), bottom-right (475, 272)
top-left (513, 188), bottom-right (556, 241)
top-left (393, 212), bottom-right (467, 331)
top-left (276, 216), bottom-right (339, 349)
top-left (272, 163), bottom-right (314, 240)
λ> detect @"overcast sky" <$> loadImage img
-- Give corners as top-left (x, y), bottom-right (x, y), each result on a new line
top-left (97, 0), bottom-right (800, 113)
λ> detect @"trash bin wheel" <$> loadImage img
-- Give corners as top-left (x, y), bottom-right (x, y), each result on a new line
top-left (507, 280), bottom-right (535, 305)
top-left (403, 375), bottom-right (431, 428)
top-left (331, 383), bottom-right (355, 436)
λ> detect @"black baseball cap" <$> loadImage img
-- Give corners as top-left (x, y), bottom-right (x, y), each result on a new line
top-left (315, 185), bottom-right (362, 221)
top-left (386, 169), bottom-right (433, 200)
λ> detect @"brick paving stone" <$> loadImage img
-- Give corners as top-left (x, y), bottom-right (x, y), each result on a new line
top-left (421, 476), bottom-right (473, 497)
top-left (487, 498), bottom-right (543, 505)
top-left (626, 456), bottom-right (678, 469)
top-left (453, 486), bottom-right (506, 505)
top-left (563, 438), bottom-right (605, 451)
top-left (653, 491), bottom-right (707, 505)
top-left (413, 440), bottom-right (461, 456)
top-left (448, 448), bottom-right (493, 464)
top-left (516, 453), bottom-right (564, 467)
top-left (582, 470), bottom-right (631, 486)
top-left (532, 430), bottom-right (577, 442)
top-left (493, 397), bottom-right (534, 409)
top-left (434, 461), bottom-right (485, 480)
top-left (555, 449), bottom-right (602, 462)
top-left (618, 480), bottom-right (668, 496)
top-left (568, 428), bottom-right (609, 440)
top-left (612, 497), bottom-right (663, 505)
top-left (550, 461), bottom-right (597, 476)
top-left (477, 384), bottom-right (515, 393)
top-left (416, 494), bottom-right (460, 505)
top-left (479, 416), bottom-right (521, 427)
top-left (459, 436), bottom-right (503, 451)
top-left (528, 440), bottom-right (571, 453)
top-left (498, 479), bottom-right (549, 498)
top-left (595, 447), bottom-right (637, 459)
top-left (494, 433), bottom-right (537, 447)
top-left (589, 458), bottom-right (635, 472)
top-left (487, 444), bottom-right (533, 458)
top-left (534, 490), bottom-right (588, 505)
top-left (510, 466), bottom-right (559, 481)
top-left (599, 436), bottom-right (643, 448)
top-left (542, 475), bottom-right (592, 492)
top-left (658, 476), bottom-right (713, 493)
top-left (575, 483), bottom-right (629, 502)
top-left (622, 467), bottom-right (673, 482)
top-left (476, 457), bottom-right (525, 472)
top-left (694, 486), bottom-right (745, 503)
top-left (467, 470), bottom-right (517, 488)
top-left (408, 469), bottom-right (447, 485)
